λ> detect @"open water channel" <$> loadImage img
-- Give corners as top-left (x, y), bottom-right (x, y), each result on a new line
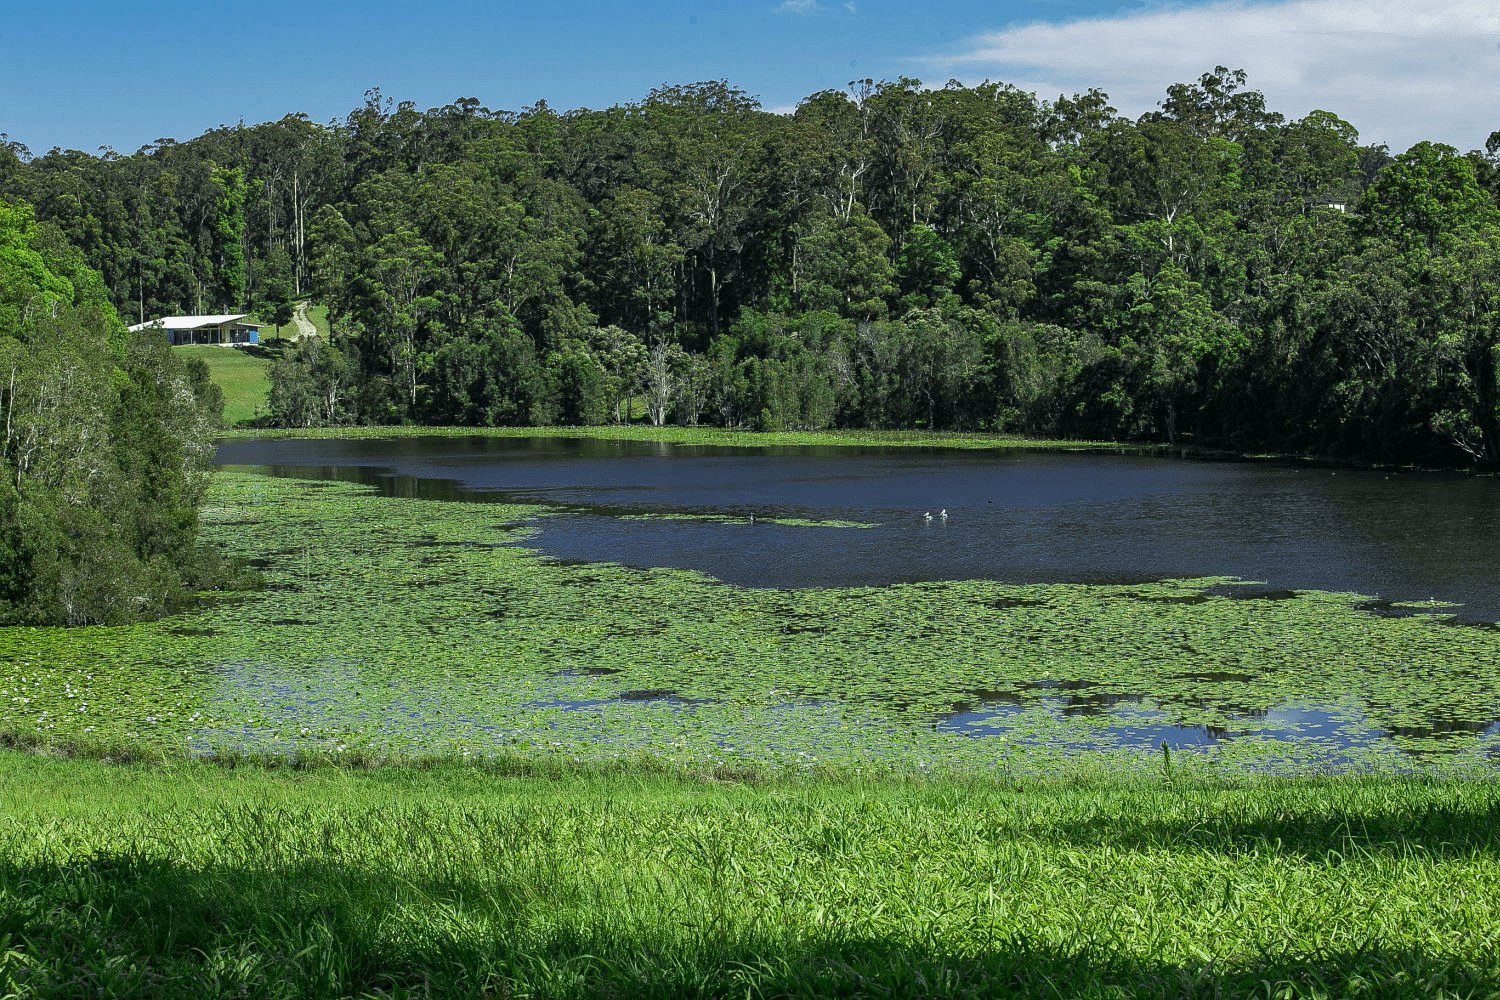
top-left (216, 436), bottom-right (1500, 618)
top-left (213, 437), bottom-right (1500, 761)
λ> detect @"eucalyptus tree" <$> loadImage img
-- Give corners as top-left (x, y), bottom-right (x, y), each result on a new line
top-left (866, 78), bottom-right (951, 231)
top-left (0, 136), bottom-right (28, 191)
top-left (643, 81), bottom-right (770, 339)
top-left (307, 203), bottom-right (357, 338)
top-left (950, 126), bottom-right (1079, 315)
top-left (642, 338), bottom-right (686, 425)
top-left (758, 111), bottom-right (828, 305)
top-left (360, 223), bottom-right (443, 413)
top-left (1426, 228), bottom-right (1500, 463)
top-left (802, 87), bottom-right (868, 218)
top-left (209, 165), bottom-right (247, 310)
top-left (1270, 111), bottom-right (1361, 210)
top-left (532, 102), bottom-right (649, 206)
top-left (493, 177), bottom-right (588, 348)
top-left (247, 113), bottom-right (337, 293)
top-left (1151, 66), bottom-right (1285, 143)
top-left (254, 243), bottom-right (295, 335)
top-left (673, 351), bottom-right (715, 425)
top-left (591, 186), bottom-right (686, 332)
top-left (589, 323), bottom-right (646, 423)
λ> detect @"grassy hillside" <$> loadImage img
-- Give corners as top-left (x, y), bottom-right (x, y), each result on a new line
top-left (177, 344), bottom-right (277, 426)
top-left (301, 301), bottom-right (330, 338)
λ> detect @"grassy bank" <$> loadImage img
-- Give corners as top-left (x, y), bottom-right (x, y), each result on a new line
top-left (216, 422), bottom-right (1134, 451)
top-left (4, 752), bottom-right (1500, 998)
top-left (213, 423), bottom-right (1496, 475)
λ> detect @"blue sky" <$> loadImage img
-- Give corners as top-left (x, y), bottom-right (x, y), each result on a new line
top-left (5, 0), bottom-right (1497, 156)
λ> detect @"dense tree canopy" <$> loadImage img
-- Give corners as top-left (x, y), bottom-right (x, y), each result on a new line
top-left (0, 200), bottom-right (231, 624)
top-left (7, 69), bottom-right (1500, 465)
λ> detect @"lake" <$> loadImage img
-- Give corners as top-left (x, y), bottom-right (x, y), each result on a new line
top-left (184, 437), bottom-right (1500, 764)
top-left (215, 436), bottom-right (1500, 623)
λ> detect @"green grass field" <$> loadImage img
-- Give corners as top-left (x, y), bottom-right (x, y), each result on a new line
top-left (302, 301), bottom-right (330, 338)
top-left (176, 344), bottom-right (283, 426)
top-left (3, 753), bottom-right (1498, 998)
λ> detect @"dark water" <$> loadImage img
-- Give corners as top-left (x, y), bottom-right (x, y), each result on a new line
top-left (215, 436), bottom-right (1500, 622)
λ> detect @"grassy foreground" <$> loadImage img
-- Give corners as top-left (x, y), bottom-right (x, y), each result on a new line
top-left (4, 753), bottom-right (1500, 999)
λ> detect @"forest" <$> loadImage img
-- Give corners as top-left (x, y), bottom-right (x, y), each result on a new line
top-left (4, 68), bottom-right (1500, 466)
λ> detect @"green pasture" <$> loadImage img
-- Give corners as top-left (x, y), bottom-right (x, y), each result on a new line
top-left (302, 301), bottom-right (330, 338)
top-left (3, 753), bottom-right (1499, 998)
top-left (177, 344), bottom-right (278, 426)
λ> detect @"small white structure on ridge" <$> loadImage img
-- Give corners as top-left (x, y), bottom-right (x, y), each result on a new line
top-left (127, 314), bottom-right (261, 346)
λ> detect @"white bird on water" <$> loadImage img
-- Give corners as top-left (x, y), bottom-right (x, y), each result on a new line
top-left (940, 509), bottom-right (948, 519)
top-left (923, 511), bottom-right (933, 522)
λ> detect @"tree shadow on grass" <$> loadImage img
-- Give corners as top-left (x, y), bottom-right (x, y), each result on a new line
top-left (1030, 784), bottom-right (1500, 861)
top-left (234, 342), bottom-right (291, 362)
top-left (4, 853), bottom-right (1498, 999)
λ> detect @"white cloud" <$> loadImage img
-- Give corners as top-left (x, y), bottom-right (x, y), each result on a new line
top-left (777, 0), bottom-right (822, 14)
top-left (925, 0), bottom-right (1500, 151)
top-left (845, 1), bottom-right (858, 13)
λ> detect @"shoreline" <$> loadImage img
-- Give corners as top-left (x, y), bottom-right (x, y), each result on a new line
top-left (214, 423), bottom-right (1494, 474)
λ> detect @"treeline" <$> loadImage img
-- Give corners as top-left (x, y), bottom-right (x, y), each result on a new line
top-left (0, 202), bottom-right (243, 625)
top-left (5, 69), bottom-right (1500, 464)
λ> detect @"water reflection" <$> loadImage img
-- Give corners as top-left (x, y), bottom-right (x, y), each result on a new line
top-left (192, 653), bottom-right (1500, 762)
top-left (936, 692), bottom-right (1500, 756)
top-left (943, 700), bottom-right (1383, 752)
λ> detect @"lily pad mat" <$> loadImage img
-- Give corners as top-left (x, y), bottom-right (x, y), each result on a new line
top-left (4, 472), bottom-right (1498, 774)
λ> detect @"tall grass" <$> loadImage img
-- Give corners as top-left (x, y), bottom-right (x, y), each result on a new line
top-left (5, 753), bottom-right (1499, 998)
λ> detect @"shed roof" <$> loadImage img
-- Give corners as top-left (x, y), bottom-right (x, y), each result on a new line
top-left (128, 314), bottom-right (254, 332)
